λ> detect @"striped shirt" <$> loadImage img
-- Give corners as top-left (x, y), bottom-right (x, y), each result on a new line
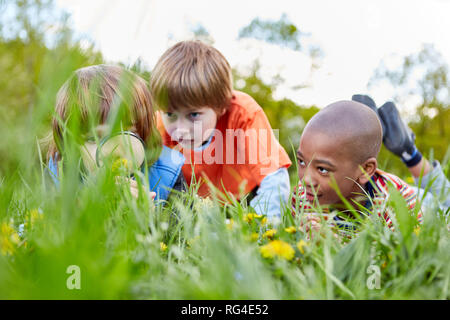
top-left (291, 169), bottom-right (423, 232)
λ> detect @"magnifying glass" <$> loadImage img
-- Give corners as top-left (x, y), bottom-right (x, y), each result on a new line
top-left (91, 131), bottom-right (146, 175)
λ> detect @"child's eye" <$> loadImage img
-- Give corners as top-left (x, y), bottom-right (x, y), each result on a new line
top-left (297, 157), bottom-right (305, 166)
top-left (189, 112), bottom-right (200, 120)
top-left (318, 167), bottom-right (329, 175)
top-left (165, 112), bottom-right (176, 120)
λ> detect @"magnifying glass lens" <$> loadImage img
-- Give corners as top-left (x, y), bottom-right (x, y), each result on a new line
top-left (97, 133), bottom-right (146, 173)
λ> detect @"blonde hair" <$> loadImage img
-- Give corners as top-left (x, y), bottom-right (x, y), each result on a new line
top-left (47, 64), bottom-right (161, 163)
top-left (150, 40), bottom-right (233, 113)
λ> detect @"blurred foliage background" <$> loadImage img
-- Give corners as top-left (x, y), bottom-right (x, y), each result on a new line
top-left (0, 0), bottom-right (449, 182)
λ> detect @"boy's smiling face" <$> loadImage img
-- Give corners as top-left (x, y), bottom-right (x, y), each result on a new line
top-left (296, 128), bottom-right (365, 206)
top-left (295, 100), bottom-right (381, 207)
top-left (161, 106), bottom-right (224, 149)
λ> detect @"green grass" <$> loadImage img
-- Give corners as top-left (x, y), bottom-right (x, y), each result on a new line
top-left (0, 149), bottom-right (448, 299)
top-left (0, 53), bottom-right (449, 300)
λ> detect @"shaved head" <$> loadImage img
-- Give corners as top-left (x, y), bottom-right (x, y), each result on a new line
top-left (304, 100), bottom-right (383, 164)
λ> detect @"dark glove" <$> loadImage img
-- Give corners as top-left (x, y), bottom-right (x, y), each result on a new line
top-left (377, 101), bottom-right (421, 167)
top-left (351, 94), bottom-right (422, 167)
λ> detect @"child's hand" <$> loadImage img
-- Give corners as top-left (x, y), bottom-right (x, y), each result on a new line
top-left (300, 213), bottom-right (322, 234)
top-left (129, 178), bottom-right (156, 201)
top-left (300, 213), bottom-right (339, 241)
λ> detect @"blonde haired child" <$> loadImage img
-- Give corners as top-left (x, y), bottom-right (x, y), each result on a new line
top-left (47, 64), bottom-right (186, 201)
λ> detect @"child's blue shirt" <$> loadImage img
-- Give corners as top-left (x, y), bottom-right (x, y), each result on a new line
top-left (48, 145), bottom-right (185, 202)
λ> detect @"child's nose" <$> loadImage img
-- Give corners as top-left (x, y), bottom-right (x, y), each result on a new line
top-left (171, 128), bottom-right (191, 140)
top-left (174, 118), bottom-right (192, 131)
top-left (303, 169), bottom-right (318, 188)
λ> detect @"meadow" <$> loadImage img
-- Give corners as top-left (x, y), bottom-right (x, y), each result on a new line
top-left (0, 99), bottom-right (448, 299)
top-left (0, 0), bottom-right (449, 300)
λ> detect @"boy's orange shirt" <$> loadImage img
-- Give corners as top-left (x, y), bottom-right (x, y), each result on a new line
top-left (156, 90), bottom-right (292, 199)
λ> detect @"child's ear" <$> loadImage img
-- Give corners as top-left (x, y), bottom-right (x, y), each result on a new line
top-left (357, 157), bottom-right (378, 185)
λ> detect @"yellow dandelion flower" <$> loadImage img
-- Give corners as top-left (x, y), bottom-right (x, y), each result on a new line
top-left (112, 158), bottom-right (129, 174)
top-left (1, 222), bottom-right (20, 256)
top-left (247, 232), bottom-right (259, 242)
top-left (261, 217), bottom-right (267, 225)
top-left (405, 176), bottom-right (414, 185)
top-left (243, 213), bottom-right (262, 223)
top-left (28, 208), bottom-right (43, 226)
top-left (263, 229), bottom-right (277, 239)
top-left (296, 240), bottom-right (307, 254)
top-left (23, 208), bottom-right (43, 230)
top-left (159, 242), bottom-right (168, 251)
top-left (413, 226), bottom-right (420, 236)
top-left (243, 213), bottom-right (253, 223)
top-left (260, 240), bottom-right (295, 261)
top-left (284, 226), bottom-right (297, 234)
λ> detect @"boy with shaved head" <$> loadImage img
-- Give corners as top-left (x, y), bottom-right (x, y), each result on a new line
top-left (293, 100), bottom-right (427, 232)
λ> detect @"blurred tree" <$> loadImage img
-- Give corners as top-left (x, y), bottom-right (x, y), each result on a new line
top-left (191, 23), bottom-right (214, 45)
top-left (1, 0), bottom-right (67, 110)
top-left (238, 13), bottom-right (323, 78)
top-left (167, 22), bottom-right (215, 47)
top-left (239, 13), bottom-right (302, 51)
top-left (123, 58), bottom-right (151, 81)
top-left (0, 0), bottom-right (102, 118)
top-left (0, 0), bottom-right (103, 174)
top-left (233, 62), bottom-right (319, 183)
top-left (236, 14), bottom-right (322, 182)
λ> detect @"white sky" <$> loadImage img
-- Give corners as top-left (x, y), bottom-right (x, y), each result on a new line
top-left (55, 0), bottom-right (450, 112)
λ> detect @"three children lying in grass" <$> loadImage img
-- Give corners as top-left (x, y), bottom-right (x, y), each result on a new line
top-left (47, 40), bottom-right (450, 239)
